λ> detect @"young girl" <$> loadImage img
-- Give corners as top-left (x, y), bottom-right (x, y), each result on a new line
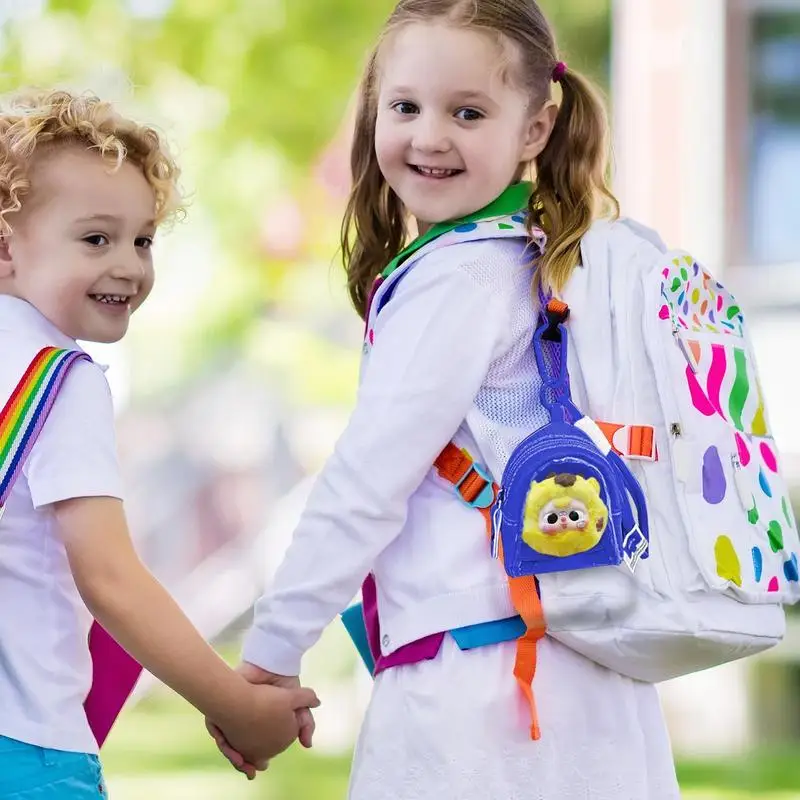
top-left (220, 1), bottom-right (682, 797)
top-left (0, 89), bottom-right (317, 798)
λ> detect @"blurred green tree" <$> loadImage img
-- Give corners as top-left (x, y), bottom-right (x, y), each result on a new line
top-left (0, 0), bottom-right (610, 397)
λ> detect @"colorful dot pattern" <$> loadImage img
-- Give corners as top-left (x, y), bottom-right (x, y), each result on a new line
top-left (708, 424), bottom-right (798, 598)
top-left (659, 254), bottom-right (744, 336)
top-left (659, 254), bottom-right (799, 600)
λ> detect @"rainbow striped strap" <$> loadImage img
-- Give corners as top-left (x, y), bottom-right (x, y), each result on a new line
top-left (0, 346), bottom-right (91, 512)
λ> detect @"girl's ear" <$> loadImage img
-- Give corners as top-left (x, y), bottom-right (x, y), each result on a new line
top-left (521, 100), bottom-right (559, 163)
top-left (0, 235), bottom-right (14, 278)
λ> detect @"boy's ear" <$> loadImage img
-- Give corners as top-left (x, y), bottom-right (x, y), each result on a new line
top-left (0, 235), bottom-right (13, 278)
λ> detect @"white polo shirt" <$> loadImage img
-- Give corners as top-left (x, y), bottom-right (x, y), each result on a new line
top-left (0, 295), bottom-right (123, 754)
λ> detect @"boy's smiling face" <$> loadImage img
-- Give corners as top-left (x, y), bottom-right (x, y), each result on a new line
top-left (0, 145), bottom-right (158, 343)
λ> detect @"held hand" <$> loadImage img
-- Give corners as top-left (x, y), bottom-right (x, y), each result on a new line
top-left (210, 679), bottom-right (319, 773)
top-left (205, 717), bottom-right (260, 780)
top-left (206, 663), bottom-right (319, 778)
top-left (237, 663), bottom-right (318, 749)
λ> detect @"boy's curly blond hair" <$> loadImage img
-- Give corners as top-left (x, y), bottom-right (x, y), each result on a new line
top-left (0, 89), bottom-right (183, 236)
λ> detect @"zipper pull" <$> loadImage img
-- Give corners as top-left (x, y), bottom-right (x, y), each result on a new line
top-left (491, 489), bottom-right (504, 559)
top-left (731, 453), bottom-right (755, 515)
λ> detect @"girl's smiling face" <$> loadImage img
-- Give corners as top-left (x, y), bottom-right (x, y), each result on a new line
top-left (374, 22), bottom-right (556, 231)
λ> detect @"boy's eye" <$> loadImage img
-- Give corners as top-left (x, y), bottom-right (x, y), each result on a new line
top-left (135, 236), bottom-right (154, 250)
top-left (83, 234), bottom-right (109, 247)
top-left (392, 101), bottom-right (419, 116)
top-left (455, 108), bottom-right (483, 122)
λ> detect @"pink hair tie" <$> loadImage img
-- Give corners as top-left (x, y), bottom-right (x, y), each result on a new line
top-left (552, 61), bottom-right (567, 83)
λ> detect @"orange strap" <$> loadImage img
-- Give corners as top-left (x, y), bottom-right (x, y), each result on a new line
top-left (434, 442), bottom-right (545, 740)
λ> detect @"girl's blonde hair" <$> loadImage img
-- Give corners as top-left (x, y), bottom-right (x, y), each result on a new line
top-left (0, 88), bottom-right (183, 236)
top-left (341, 0), bottom-right (618, 318)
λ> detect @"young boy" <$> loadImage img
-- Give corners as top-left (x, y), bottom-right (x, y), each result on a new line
top-left (0, 89), bottom-right (316, 797)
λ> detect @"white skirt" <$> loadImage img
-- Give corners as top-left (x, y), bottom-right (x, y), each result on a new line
top-left (348, 634), bottom-right (680, 800)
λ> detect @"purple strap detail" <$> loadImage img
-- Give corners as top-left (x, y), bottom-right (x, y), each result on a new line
top-left (84, 624), bottom-right (142, 746)
top-left (361, 573), bottom-right (381, 663)
top-left (364, 275), bottom-right (385, 332)
top-left (537, 284), bottom-right (550, 310)
top-left (536, 287), bottom-right (574, 413)
top-left (361, 574), bottom-right (445, 675)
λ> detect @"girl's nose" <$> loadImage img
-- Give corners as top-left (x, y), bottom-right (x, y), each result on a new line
top-left (411, 114), bottom-right (451, 153)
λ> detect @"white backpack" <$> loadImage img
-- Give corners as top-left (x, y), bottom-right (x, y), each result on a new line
top-left (543, 217), bottom-right (798, 681)
top-left (349, 211), bottom-right (797, 684)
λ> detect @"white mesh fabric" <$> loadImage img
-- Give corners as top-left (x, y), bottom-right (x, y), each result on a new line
top-left (458, 238), bottom-right (550, 481)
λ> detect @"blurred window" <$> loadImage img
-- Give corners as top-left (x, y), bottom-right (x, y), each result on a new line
top-left (742, 5), bottom-right (800, 265)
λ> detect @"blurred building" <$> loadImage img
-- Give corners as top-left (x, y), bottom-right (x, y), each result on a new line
top-left (613, 0), bottom-right (800, 756)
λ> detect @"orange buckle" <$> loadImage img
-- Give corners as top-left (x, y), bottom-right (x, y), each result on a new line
top-left (454, 462), bottom-right (495, 509)
top-left (595, 421), bottom-right (658, 461)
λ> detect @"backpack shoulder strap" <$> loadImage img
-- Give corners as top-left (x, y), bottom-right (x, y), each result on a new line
top-left (367, 213), bottom-right (537, 325)
top-left (0, 346), bottom-right (91, 516)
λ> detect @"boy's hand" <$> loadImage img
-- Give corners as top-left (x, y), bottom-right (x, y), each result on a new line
top-left (206, 663), bottom-right (318, 778)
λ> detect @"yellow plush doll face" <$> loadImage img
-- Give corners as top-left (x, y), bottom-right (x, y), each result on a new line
top-left (522, 474), bottom-right (608, 558)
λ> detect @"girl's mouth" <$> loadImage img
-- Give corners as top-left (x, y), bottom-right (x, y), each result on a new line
top-left (410, 165), bottom-right (464, 179)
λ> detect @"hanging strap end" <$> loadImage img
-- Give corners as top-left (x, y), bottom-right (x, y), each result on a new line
top-left (541, 299), bottom-right (570, 342)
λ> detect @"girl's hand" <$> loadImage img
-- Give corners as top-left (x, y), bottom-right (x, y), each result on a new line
top-left (205, 716), bottom-right (260, 780)
top-left (206, 662), bottom-right (318, 776)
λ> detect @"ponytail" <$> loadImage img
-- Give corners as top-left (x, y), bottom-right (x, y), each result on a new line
top-left (528, 68), bottom-right (619, 293)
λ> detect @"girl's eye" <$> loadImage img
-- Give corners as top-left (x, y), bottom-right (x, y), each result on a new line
top-left (135, 237), bottom-right (154, 250)
top-left (456, 108), bottom-right (483, 122)
top-left (83, 234), bottom-right (109, 247)
top-left (392, 101), bottom-right (419, 116)
top-left (546, 513), bottom-right (559, 525)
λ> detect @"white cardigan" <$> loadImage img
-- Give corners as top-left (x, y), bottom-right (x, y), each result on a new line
top-left (242, 219), bottom-right (663, 676)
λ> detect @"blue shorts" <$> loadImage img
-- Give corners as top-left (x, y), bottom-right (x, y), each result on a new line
top-left (0, 736), bottom-right (107, 799)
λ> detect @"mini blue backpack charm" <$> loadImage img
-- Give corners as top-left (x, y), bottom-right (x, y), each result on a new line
top-left (493, 299), bottom-right (650, 577)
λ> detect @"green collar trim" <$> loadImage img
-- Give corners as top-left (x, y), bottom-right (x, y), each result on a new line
top-left (381, 181), bottom-right (533, 279)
